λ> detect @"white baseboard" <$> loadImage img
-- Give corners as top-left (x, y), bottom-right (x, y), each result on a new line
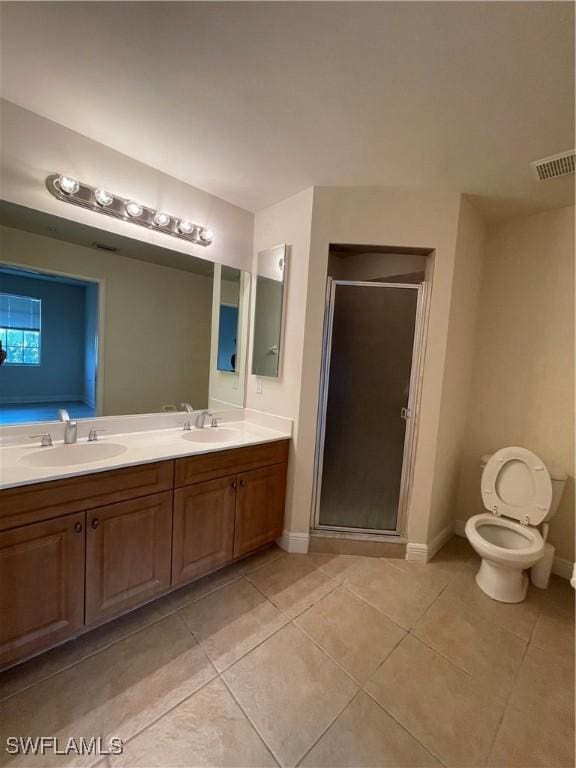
top-left (552, 556), bottom-right (574, 581)
top-left (455, 518), bottom-right (574, 583)
top-left (406, 521), bottom-right (454, 564)
top-left (405, 543), bottom-right (428, 563)
top-left (277, 530), bottom-right (309, 554)
top-left (454, 519), bottom-right (466, 537)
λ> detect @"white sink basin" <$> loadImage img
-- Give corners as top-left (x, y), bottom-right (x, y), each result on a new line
top-left (182, 428), bottom-right (240, 444)
top-left (20, 442), bottom-right (128, 468)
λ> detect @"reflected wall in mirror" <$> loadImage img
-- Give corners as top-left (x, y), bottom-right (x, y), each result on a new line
top-left (251, 244), bottom-right (287, 378)
top-left (0, 201), bottom-right (249, 425)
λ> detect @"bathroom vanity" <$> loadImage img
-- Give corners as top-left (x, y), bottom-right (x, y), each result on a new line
top-left (0, 428), bottom-right (289, 670)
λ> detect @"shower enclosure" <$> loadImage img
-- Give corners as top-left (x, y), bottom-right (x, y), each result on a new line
top-left (313, 279), bottom-right (425, 535)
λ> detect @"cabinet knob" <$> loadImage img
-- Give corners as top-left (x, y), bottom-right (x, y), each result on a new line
top-left (91, 518), bottom-right (100, 530)
top-left (231, 481), bottom-right (237, 489)
top-left (74, 522), bottom-right (83, 533)
top-left (240, 479), bottom-right (246, 487)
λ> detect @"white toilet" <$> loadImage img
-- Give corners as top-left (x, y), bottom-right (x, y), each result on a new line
top-left (465, 446), bottom-right (567, 603)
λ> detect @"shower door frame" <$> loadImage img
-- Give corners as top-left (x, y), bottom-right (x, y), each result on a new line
top-left (312, 278), bottom-right (429, 537)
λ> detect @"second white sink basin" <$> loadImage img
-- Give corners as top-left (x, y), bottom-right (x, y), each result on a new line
top-left (20, 442), bottom-right (128, 468)
top-left (182, 428), bottom-right (240, 444)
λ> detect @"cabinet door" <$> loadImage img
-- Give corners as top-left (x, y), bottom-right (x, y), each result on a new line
top-left (0, 512), bottom-right (85, 669)
top-left (85, 491), bottom-right (172, 625)
top-left (234, 464), bottom-right (287, 558)
top-left (172, 476), bottom-right (236, 587)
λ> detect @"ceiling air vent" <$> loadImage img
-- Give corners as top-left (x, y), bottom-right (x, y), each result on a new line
top-left (531, 150), bottom-right (575, 181)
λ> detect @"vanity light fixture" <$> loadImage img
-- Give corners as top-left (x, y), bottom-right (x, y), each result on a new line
top-left (153, 211), bottom-right (171, 228)
top-left (94, 188), bottom-right (114, 207)
top-left (125, 200), bottom-right (143, 218)
top-left (57, 175), bottom-right (80, 196)
top-left (177, 219), bottom-right (196, 236)
top-left (46, 174), bottom-right (214, 247)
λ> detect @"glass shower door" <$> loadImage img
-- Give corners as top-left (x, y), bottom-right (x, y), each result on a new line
top-left (316, 281), bottom-right (421, 533)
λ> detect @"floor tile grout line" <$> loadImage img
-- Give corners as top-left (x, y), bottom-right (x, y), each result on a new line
top-left (361, 680), bottom-right (449, 768)
top-left (293, 605), bottom-right (406, 689)
top-left (483, 627), bottom-right (533, 765)
top-left (218, 672), bottom-right (282, 768)
top-left (339, 581), bottom-right (410, 632)
top-left (294, 687), bottom-right (364, 768)
top-left (103, 673), bottom-right (220, 759)
top-left (0, 568), bottom-right (249, 704)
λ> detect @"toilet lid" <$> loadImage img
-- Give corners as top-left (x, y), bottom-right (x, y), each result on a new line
top-left (481, 446), bottom-right (552, 525)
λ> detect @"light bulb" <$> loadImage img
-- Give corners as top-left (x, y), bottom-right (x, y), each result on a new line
top-left (94, 188), bottom-right (114, 207)
top-left (153, 212), bottom-right (171, 228)
top-left (58, 175), bottom-right (80, 195)
top-left (200, 227), bottom-right (214, 243)
top-left (125, 201), bottom-right (143, 218)
top-left (177, 219), bottom-right (195, 235)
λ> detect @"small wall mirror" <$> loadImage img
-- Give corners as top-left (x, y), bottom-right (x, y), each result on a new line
top-left (251, 244), bottom-right (287, 378)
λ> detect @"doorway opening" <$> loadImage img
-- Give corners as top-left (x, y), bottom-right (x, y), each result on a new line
top-left (312, 244), bottom-right (432, 537)
top-left (0, 265), bottom-right (100, 425)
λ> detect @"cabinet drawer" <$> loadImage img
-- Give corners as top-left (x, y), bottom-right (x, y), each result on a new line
top-left (85, 491), bottom-right (173, 625)
top-left (0, 461), bottom-right (175, 531)
top-left (175, 440), bottom-right (289, 487)
top-left (172, 476), bottom-right (236, 587)
top-left (0, 512), bottom-right (86, 669)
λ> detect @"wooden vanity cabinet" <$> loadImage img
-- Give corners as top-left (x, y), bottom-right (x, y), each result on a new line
top-left (0, 512), bottom-right (85, 668)
top-left (0, 440), bottom-right (289, 670)
top-left (172, 477), bottom-right (236, 586)
top-left (85, 491), bottom-right (173, 625)
top-left (234, 463), bottom-right (287, 558)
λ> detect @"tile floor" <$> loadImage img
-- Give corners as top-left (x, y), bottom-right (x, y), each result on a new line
top-left (0, 537), bottom-right (574, 768)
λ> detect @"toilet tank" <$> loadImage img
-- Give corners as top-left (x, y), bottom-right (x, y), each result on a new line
top-left (480, 453), bottom-right (567, 521)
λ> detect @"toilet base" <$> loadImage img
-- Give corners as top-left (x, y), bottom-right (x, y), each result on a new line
top-left (475, 559), bottom-right (529, 603)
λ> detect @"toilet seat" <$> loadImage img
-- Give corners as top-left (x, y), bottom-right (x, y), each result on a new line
top-left (481, 446), bottom-right (552, 525)
top-left (466, 514), bottom-right (544, 564)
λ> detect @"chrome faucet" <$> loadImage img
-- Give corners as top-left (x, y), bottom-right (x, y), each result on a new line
top-left (181, 402), bottom-right (194, 413)
top-left (195, 410), bottom-right (213, 429)
top-left (58, 409), bottom-right (78, 444)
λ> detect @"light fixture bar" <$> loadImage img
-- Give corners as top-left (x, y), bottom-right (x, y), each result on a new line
top-left (45, 174), bottom-right (213, 246)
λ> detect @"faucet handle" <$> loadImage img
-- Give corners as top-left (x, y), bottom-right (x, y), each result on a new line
top-left (210, 417), bottom-right (222, 429)
top-left (176, 419), bottom-right (192, 431)
top-left (88, 428), bottom-right (106, 442)
top-left (30, 432), bottom-right (53, 447)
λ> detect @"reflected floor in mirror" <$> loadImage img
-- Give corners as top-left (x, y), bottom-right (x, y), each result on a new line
top-left (0, 400), bottom-right (95, 425)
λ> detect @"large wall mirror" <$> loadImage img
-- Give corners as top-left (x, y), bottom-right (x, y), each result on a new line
top-left (0, 201), bottom-right (250, 425)
top-left (251, 244), bottom-right (287, 378)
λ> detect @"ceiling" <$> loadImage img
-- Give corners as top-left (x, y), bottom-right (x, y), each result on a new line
top-left (0, 2), bottom-right (574, 220)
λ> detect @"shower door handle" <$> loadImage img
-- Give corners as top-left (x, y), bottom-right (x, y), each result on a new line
top-left (400, 407), bottom-right (411, 421)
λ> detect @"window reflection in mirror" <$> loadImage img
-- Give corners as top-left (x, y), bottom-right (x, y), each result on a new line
top-left (0, 201), bottom-right (250, 426)
top-left (251, 244), bottom-right (287, 378)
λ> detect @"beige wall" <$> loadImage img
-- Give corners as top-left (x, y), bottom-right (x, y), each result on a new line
top-left (246, 188), bottom-right (315, 540)
top-left (0, 100), bottom-right (254, 272)
top-left (1, 225), bottom-right (213, 416)
top-left (428, 197), bottom-right (486, 543)
top-left (455, 206), bottom-right (575, 562)
top-left (249, 186), bottom-right (467, 548)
